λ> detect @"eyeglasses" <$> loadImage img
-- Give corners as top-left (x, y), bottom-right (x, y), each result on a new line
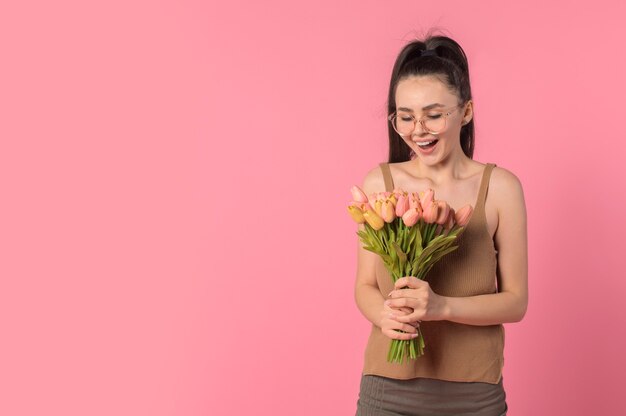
top-left (388, 105), bottom-right (462, 136)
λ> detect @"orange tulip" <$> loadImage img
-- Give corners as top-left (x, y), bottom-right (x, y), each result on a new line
top-left (395, 194), bottom-right (410, 217)
top-left (455, 204), bottom-right (473, 227)
top-left (445, 207), bottom-right (456, 229)
top-left (422, 200), bottom-right (439, 224)
top-left (350, 185), bottom-right (369, 203)
top-left (435, 200), bottom-right (450, 225)
top-left (419, 189), bottom-right (435, 212)
top-left (408, 192), bottom-right (421, 210)
top-left (363, 209), bottom-right (385, 230)
top-left (373, 198), bottom-right (384, 217)
top-left (402, 207), bottom-right (421, 227)
top-left (381, 200), bottom-right (396, 223)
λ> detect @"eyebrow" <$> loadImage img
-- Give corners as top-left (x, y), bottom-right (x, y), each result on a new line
top-left (397, 103), bottom-right (445, 112)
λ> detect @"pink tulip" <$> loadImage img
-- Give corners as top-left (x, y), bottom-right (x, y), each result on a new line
top-left (392, 188), bottom-right (405, 200)
top-left (422, 200), bottom-right (439, 224)
top-left (455, 204), bottom-right (473, 227)
top-left (363, 210), bottom-right (385, 230)
top-left (401, 207), bottom-right (421, 227)
top-left (408, 192), bottom-right (420, 210)
top-left (395, 194), bottom-right (410, 217)
top-left (350, 185), bottom-right (369, 203)
top-left (419, 189), bottom-right (435, 212)
top-left (347, 204), bottom-right (365, 224)
top-left (435, 200), bottom-right (450, 225)
top-left (445, 207), bottom-right (456, 229)
top-left (381, 200), bottom-right (396, 223)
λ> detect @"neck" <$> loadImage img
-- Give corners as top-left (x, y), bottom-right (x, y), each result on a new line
top-left (411, 148), bottom-right (472, 185)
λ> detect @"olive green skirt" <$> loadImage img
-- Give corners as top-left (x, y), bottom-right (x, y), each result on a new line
top-left (356, 374), bottom-right (508, 416)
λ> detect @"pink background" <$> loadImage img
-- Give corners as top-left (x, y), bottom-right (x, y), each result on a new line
top-left (2, 1), bottom-right (625, 415)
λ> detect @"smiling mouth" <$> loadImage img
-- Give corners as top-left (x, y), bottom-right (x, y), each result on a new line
top-left (413, 139), bottom-right (439, 148)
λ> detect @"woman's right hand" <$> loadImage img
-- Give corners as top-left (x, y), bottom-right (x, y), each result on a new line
top-left (380, 302), bottom-right (420, 340)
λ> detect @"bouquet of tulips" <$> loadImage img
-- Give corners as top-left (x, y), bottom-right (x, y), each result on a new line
top-left (347, 185), bottom-right (473, 364)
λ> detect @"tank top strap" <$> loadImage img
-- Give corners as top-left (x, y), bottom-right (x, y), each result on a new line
top-left (475, 163), bottom-right (497, 213)
top-left (379, 162), bottom-right (395, 192)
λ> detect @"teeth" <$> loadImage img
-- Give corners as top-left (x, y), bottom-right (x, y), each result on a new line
top-left (415, 140), bottom-right (436, 147)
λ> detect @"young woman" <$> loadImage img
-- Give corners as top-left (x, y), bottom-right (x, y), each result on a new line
top-left (354, 34), bottom-right (528, 416)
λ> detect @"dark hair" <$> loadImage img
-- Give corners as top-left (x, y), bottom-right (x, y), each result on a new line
top-left (387, 31), bottom-right (475, 162)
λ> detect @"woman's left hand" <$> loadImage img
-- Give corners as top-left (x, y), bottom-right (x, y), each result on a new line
top-left (385, 276), bottom-right (448, 323)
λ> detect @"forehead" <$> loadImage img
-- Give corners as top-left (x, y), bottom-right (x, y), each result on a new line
top-left (395, 76), bottom-right (456, 109)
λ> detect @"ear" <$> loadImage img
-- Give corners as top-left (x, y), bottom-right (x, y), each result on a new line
top-left (461, 100), bottom-right (473, 126)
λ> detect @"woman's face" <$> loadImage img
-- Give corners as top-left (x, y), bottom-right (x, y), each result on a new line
top-left (394, 75), bottom-right (471, 165)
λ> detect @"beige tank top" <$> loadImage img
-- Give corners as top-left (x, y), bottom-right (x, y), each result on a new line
top-left (361, 162), bottom-right (505, 384)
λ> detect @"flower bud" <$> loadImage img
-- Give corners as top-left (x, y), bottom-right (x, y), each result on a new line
top-left (419, 188), bottom-right (435, 212)
top-left (401, 207), bottom-right (421, 227)
top-left (422, 200), bottom-right (439, 224)
top-left (381, 200), bottom-right (396, 223)
top-left (363, 209), bottom-right (385, 230)
top-left (435, 200), bottom-right (450, 225)
top-left (373, 198), bottom-right (384, 217)
top-left (455, 204), bottom-right (473, 227)
top-left (445, 207), bottom-right (456, 229)
top-left (395, 194), bottom-right (410, 218)
top-left (408, 192), bottom-right (421, 210)
top-left (347, 204), bottom-right (365, 224)
top-left (350, 185), bottom-right (369, 203)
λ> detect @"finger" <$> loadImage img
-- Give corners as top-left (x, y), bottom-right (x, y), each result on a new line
top-left (386, 297), bottom-right (415, 309)
top-left (384, 303), bottom-right (409, 315)
top-left (394, 276), bottom-right (422, 290)
top-left (389, 288), bottom-right (421, 300)
top-left (393, 309), bottom-right (422, 324)
top-left (385, 327), bottom-right (420, 341)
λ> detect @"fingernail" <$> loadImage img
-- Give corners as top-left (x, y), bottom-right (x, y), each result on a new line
top-left (387, 291), bottom-right (392, 297)
top-left (411, 333), bottom-right (419, 338)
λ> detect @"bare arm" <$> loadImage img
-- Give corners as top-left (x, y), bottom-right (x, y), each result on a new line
top-left (384, 166), bottom-right (528, 327)
top-left (354, 166), bottom-right (420, 340)
top-left (441, 167), bottom-right (529, 325)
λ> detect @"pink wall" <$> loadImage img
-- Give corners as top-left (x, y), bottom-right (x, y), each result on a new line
top-left (2, 1), bottom-right (625, 415)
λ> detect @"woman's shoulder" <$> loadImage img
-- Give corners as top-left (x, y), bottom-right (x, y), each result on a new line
top-left (360, 162), bottom-right (390, 196)
top-left (488, 164), bottom-right (526, 211)
top-left (489, 164), bottom-right (525, 194)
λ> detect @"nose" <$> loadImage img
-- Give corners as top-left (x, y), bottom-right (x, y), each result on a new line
top-left (412, 120), bottom-right (429, 137)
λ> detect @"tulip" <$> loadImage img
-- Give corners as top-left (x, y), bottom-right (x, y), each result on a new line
top-left (395, 194), bottom-right (410, 218)
top-left (445, 207), bottom-right (456, 230)
top-left (419, 189), bottom-right (435, 212)
top-left (408, 192), bottom-right (421, 210)
top-left (435, 200), bottom-right (450, 225)
top-left (455, 204), bottom-right (474, 227)
top-left (350, 185), bottom-right (369, 203)
top-left (401, 207), bottom-right (421, 227)
top-left (422, 200), bottom-right (439, 224)
top-left (392, 188), bottom-right (406, 200)
top-left (347, 204), bottom-right (365, 224)
top-left (381, 200), bottom-right (396, 223)
top-left (373, 198), bottom-right (384, 217)
top-left (363, 209), bottom-right (385, 230)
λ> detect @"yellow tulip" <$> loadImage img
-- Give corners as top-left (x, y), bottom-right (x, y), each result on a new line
top-left (347, 204), bottom-right (365, 224)
top-left (363, 210), bottom-right (385, 230)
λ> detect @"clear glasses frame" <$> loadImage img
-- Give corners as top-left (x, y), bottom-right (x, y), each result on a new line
top-left (388, 104), bottom-right (463, 136)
